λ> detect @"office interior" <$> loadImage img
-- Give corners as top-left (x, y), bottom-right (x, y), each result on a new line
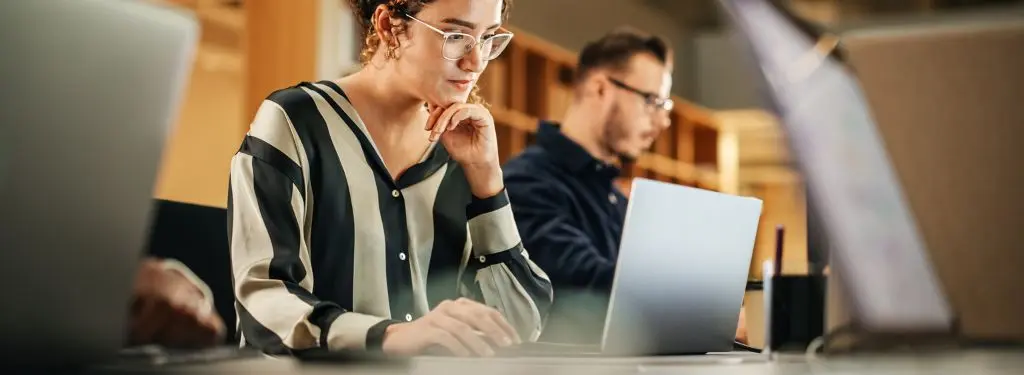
top-left (155, 0), bottom-right (1023, 351)
top-left (3, 0), bottom-right (1019, 371)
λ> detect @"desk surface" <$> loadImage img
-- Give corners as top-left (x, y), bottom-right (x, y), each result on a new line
top-left (85, 349), bottom-right (1024, 375)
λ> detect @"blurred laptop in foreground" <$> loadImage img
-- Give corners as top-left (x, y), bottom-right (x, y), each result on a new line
top-left (719, 0), bottom-right (956, 342)
top-left (719, 0), bottom-right (1024, 351)
top-left (838, 14), bottom-right (1024, 344)
top-left (0, 0), bottom-right (219, 369)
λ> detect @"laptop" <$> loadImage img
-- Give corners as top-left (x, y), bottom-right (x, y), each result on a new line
top-left (840, 20), bottom-right (1024, 341)
top-left (0, 0), bottom-right (198, 369)
top-left (500, 178), bottom-right (763, 357)
top-left (717, 0), bottom-right (955, 335)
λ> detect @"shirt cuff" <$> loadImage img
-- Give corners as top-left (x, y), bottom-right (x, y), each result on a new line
top-left (326, 312), bottom-right (397, 351)
top-left (160, 259), bottom-right (215, 316)
top-left (365, 319), bottom-right (401, 351)
top-left (466, 189), bottom-right (522, 257)
top-left (467, 188), bottom-right (510, 219)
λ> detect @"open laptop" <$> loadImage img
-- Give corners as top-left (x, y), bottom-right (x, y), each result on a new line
top-left (499, 178), bottom-right (763, 357)
top-left (716, 0), bottom-right (955, 335)
top-left (839, 19), bottom-right (1024, 341)
top-left (0, 0), bottom-right (198, 368)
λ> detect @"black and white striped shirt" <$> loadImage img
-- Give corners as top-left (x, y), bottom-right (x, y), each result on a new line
top-left (227, 81), bottom-right (553, 354)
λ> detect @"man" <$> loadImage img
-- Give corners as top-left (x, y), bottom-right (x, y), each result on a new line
top-left (127, 258), bottom-right (226, 348)
top-left (504, 28), bottom-right (747, 344)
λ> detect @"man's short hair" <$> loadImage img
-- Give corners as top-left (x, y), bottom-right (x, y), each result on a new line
top-left (575, 27), bottom-right (671, 85)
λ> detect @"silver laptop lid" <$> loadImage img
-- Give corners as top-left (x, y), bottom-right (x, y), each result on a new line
top-left (0, 0), bottom-right (198, 367)
top-left (602, 178), bottom-right (762, 355)
top-left (717, 0), bottom-right (954, 333)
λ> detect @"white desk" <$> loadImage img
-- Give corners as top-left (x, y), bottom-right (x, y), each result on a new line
top-left (86, 350), bottom-right (1024, 375)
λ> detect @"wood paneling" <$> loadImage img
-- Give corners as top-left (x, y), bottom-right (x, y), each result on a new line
top-left (745, 182), bottom-right (808, 280)
top-left (154, 0), bottom-right (246, 208)
top-left (156, 0), bottom-right (319, 207)
top-left (243, 0), bottom-right (319, 134)
top-left (744, 290), bottom-right (766, 348)
top-left (153, 48), bottom-right (244, 208)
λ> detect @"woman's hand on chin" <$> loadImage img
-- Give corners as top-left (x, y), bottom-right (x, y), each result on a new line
top-left (425, 103), bottom-right (503, 198)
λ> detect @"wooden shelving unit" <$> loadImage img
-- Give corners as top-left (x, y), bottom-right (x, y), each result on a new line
top-left (481, 27), bottom-right (729, 194)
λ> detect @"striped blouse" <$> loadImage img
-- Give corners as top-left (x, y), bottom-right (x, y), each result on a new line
top-left (227, 81), bottom-right (553, 354)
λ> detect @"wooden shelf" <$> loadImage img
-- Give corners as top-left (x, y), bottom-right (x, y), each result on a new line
top-left (485, 26), bottom-right (728, 193)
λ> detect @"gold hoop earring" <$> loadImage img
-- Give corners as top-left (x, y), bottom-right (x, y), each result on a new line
top-left (385, 43), bottom-right (399, 60)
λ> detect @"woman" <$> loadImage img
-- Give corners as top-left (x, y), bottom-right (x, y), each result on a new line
top-left (227, 0), bottom-right (551, 357)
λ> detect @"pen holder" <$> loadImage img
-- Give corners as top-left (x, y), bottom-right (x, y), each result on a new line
top-left (763, 264), bottom-right (827, 353)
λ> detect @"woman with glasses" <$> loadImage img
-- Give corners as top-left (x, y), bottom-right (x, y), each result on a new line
top-left (227, 0), bottom-right (551, 357)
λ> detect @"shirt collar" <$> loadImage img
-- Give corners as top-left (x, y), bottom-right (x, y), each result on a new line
top-left (395, 143), bottom-right (450, 189)
top-left (535, 121), bottom-right (620, 178)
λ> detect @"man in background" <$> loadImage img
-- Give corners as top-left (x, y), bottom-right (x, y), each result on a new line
top-left (503, 28), bottom-right (747, 344)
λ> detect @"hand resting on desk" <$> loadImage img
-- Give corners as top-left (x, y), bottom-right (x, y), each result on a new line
top-left (382, 298), bottom-right (522, 357)
top-left (126, 258), bottom-right (225, 349)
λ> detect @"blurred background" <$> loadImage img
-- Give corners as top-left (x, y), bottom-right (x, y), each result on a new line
top-left (154, 0), bottom-right (1024, 347)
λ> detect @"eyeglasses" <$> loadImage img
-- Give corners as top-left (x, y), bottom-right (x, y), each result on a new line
top-left (608, 77), bottom-right (674, 113)
top-left (403, 14), bottom-right (514, 61)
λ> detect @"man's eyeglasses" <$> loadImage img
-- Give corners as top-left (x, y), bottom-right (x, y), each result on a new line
top-left (608, 77), bottom-right (674, 112)
top-left (404, 14), bottom-right (514, 61)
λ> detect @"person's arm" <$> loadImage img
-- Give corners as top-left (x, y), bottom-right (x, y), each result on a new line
top-left (505, 173), bottom-right (616, 290)
top-left (159, 258), bottom-right (215, 313)
top-left (128, 258), bottom-right (225, 348)
top-left (460, 187), bottom-right (554, 342)
top-left (229, 100), bottom-right (396, 355)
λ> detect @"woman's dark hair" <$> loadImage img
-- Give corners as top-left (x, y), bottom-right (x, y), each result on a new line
top-left (346, 0), bottom-right (514, 105)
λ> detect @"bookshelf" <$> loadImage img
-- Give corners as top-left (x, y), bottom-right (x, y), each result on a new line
top-left (482, 27), bottom-right (731, 194)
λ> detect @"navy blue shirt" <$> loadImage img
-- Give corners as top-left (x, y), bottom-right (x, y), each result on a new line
top-left (504, 122), bottom-right (628, 343)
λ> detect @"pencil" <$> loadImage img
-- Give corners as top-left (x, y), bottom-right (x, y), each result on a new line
top-left (774, 224), bottom-right (785, 276)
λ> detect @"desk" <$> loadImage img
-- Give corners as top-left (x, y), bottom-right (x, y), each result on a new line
top-left (83, 350), bottom-right (1023, 375)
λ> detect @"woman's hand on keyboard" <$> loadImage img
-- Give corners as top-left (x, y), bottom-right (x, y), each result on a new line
top-left (381, 298), bottom-right (520, 357)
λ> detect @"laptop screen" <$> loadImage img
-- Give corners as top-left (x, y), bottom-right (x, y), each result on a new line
top-left (718, 0), bottom-right (953, 332)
